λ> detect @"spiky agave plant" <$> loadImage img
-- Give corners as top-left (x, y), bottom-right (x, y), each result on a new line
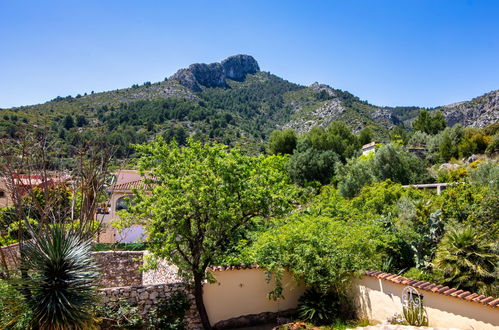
top-left (20, 225), bottom-right (99, 329)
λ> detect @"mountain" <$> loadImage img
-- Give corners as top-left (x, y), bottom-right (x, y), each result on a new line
top-left (438, 90), bottom-right (499, 128)
top-left (0, 54), bottom-right (497, 161)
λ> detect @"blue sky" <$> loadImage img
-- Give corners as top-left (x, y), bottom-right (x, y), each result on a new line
top-left (1, 0), bottom-right (498, 108)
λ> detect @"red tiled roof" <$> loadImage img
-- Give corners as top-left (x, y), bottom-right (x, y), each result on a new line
top-left (108, 180), bottom-right (147, 192)
top-left (365, 270), bottom-right (498, 308)
top-left (209, 264), bottom-right (261, 272)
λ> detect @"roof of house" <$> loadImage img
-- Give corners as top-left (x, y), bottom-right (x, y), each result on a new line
top-left (108, 179), bottom-right (146, 192)
top-left (362, 142), bottom-right (376, 149)
top-left (365, 270), bottom-right (499, 308)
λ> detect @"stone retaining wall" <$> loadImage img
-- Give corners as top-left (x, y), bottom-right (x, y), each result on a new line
top-left (99, 283), bottom-right (202, 329)
top-left (0, 243), bottom-right (19, 273)
top-left (92, 251), bottom-right (144, 287)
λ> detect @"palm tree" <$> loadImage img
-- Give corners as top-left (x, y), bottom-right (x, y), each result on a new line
top-left (433, 225), bottom-right (497, 296)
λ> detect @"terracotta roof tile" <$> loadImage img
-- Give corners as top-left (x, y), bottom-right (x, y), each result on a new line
top-left (364, 270), bottom-right (498, 308)
top-left (431, 285), bottom-right (443, 293)
top-left (487, 298), bottom-right (499, 307)
top-left (480, 297), bottom-right (494, 305)
top-left (450, 289), bottom-right (464, 297)
top-left (465, 293), bottom-right (479, 301)
top-left (457, 291), bottom-right (471, 299)
top-left (443, 288), bottom-right (458, 295)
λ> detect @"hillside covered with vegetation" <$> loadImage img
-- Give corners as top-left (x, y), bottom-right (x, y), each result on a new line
top-left (1, 55), bottom-right (497, 167)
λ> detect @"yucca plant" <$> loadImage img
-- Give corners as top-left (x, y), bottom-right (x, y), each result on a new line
top-left (433, 225), bottom-right (497, 296)
top-left (19, 225), bottom-right (99, 329)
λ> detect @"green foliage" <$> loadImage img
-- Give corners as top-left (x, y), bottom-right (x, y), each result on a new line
top-left (247, 213), bottom-right (388, 293)
top-left (147, 290), bottom-right (191, 330)
top-left (63, 114), bottom-right (74, 130)
top-left (412, 110), bottom-right (446, 135)
top-left (433, 225), bottom-right (497, 296)
top-left (470, 162), bottom-right (499, 191)
top-left (336, 155), bottom-right (375, 197)
top-left (96, 298), bottom-right (143, 329)
top-left (402, 297), bottom-right (428, 327)
top-left (438, 125), bottom-right (464, 161)
top-left (17, 225), bottom-right (99, 329)
top-left (268, 129), bottom-right (297, 155)
top-left (122, 138), bottom-right (298, 329)
top-left (91, 242), bottom-right (147, 251)
top-left (0, 280), bottom-right (32, 330)
top-left (286, 143), bottom-right (339, 185)
top-left (297, 289), bottom-right (346, 325)
top-left (372, 144), bottom-right (430, 185)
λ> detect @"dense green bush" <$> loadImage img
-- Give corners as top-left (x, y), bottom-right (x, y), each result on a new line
top-left (297, 289), bottom-right (350, 325)
top-left (96, 298), bottom-right (143, 329)
top-left (268, 129), bottom-right (297, 155)
top-left (147, 290), bottom-right (191, 330)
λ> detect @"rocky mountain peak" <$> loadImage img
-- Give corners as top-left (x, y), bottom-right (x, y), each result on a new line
top-left (171, 55), bottom-right (260, 91)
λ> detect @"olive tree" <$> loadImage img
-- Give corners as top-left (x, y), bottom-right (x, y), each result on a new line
top-left (126, 138), bottom-right (297, 329)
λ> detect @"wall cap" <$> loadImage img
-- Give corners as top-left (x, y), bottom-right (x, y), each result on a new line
top-left (365, 270), bottom-right (498, 308)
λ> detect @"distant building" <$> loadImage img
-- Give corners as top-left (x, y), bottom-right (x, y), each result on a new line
top-left (0, 173), bottom-right (69, 208)
top-left (96, 170), bottom-right (147, 243)
top-left (361, 142), bottom-right (376, 156)
top-left (407, 146), bottom-right (428, 159)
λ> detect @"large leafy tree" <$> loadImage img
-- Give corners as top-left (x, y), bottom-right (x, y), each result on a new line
top-left (127, 138), bottom-right (297, 329)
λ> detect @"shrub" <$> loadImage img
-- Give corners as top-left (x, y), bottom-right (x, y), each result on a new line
top-left (96, 298), bottom-right (143, 329)
top-left (147, 290), bottom-right (191, 330)
top-left (297, 289), bottom-right (347, 325)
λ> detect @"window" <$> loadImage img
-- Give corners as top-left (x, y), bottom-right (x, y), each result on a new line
top-left (0, 190), bottom-right (5, 198)
top-left (116, 195), bottom-right (135, 211)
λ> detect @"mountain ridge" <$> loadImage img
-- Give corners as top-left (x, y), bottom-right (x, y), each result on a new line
top-left (0, 54), bottom-right (497, 159)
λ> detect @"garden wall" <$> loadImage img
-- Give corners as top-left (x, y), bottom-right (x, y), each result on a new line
top-left (203, 266), bottom-right (306, 327)
top-left (0, 242), bottom-right (19, 272)
top-left (99, 282), bottom-right (202, 329)
top-left (92, 251), bottom-right (144, 287)
top-left (353, 271), bottom-right (499, 330)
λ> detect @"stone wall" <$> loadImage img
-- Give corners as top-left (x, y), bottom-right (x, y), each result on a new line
top-left (0, 243), bottom-right (19, 274)
top-left (142, 252), bottom-right (181, 285)
top-left (99, 283), bottom-right (202, 330)
top-left (92, 251), bottom-right (144, 287)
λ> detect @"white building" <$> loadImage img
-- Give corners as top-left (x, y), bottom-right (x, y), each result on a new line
top-left (361, 142), bottom-right (376, 155)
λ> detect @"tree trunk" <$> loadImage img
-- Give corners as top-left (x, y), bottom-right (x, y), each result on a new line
top-left (194, 272), bottom-right (212, 330)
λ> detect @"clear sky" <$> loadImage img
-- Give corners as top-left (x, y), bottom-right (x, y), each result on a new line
top-left (1, 0), bottom-right (498, 108)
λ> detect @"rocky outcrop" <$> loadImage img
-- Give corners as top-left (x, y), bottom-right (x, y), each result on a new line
top-left (221, 54), bottom-right (259, 81)
top-left (171, 55), bottom-right (260, 91)
top-left (440, 90), bottom-right (499, 127)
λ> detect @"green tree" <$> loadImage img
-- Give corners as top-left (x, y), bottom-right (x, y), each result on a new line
top-left (76, 115), bottom-right (88, 127)
top-left (268, 129), bottom-right (297, 155)
top-left (336, 156), bottom-right (375, 197)
top-left (372, 144), bottom-right (430, 185)
top-left (124, 138), bottom-right (296, 329)
top-left (63, 114), bottom-right (74, 130)
top-left (433, 226), bottom-right (497, 296)
top-left (412, 110), bottom-right (446, 135)
top-left (286, 143), bottom-right (339, 185)
top-left (358, 126), bottom-right (373, 146)
top-left (247, 213), bottom-right (388, 294)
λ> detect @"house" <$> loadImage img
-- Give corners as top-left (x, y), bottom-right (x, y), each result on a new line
top-left (361, 142), bottom-right (376, 156)
top-left (96, 170), bottom-right (147, 243)
top-left (0, 173), bottom-right (69, 208)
